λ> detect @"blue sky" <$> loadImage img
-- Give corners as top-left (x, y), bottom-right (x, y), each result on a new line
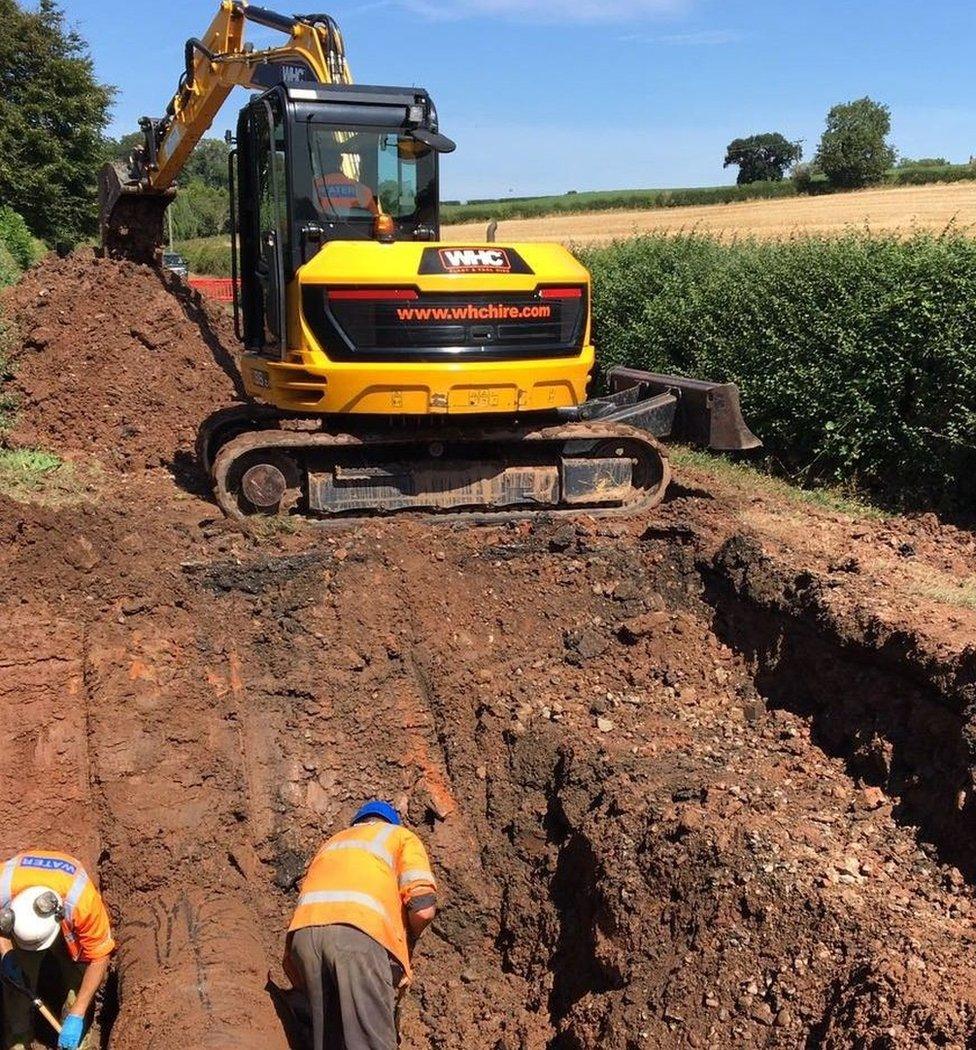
top-left (66, 0), bottom-right (975, 200)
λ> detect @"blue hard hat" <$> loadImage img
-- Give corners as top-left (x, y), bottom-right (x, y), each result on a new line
top-left (352, 800), bottom-right (401, 826)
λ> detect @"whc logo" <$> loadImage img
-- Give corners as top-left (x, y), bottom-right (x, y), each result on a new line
top-left (438, 248), bottom-right (512, 273)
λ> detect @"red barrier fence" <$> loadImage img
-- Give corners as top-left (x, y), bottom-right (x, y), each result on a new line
top-left (189, 276), bottom-right (239, 303)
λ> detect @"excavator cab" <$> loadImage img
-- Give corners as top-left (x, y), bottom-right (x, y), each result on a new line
top-left (232, 83), bottom-right (453, 356)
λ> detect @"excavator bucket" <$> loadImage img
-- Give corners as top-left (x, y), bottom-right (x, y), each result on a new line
top-left (607, 366), bottom-right (762, 452)
top-left (98, 160), bottom-right (176, 265)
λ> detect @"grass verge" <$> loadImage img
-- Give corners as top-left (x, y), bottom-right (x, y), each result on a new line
top-left (899, 561), bottom-right (976, 612)
top-left (180, 236), bottom-right (234, 277)
top-left (914, 579), bottom-right (976, 612)
top-left (670, 446), bottom-right (885, 520)
top-left (0, 311), bottom-right (18, 432)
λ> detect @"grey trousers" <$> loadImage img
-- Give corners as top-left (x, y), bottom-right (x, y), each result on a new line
top-left (1, 937), bottom-right (86, 1050)
top-left (290, 925), bottom-right (400, 1050)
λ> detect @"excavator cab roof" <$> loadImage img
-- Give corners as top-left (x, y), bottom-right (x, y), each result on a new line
top-left (273, 82), bottom-right (455, 152)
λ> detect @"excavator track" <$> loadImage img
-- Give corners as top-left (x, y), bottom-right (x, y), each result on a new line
top-left (200, 408), bottom-right (671, 524)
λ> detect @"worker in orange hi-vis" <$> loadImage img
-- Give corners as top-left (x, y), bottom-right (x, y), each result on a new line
top-left (284, 801), bottom-right (437, 1050)
top-left (314, 169), bottom-right (380, 218)
top-left (0, 850), bottom-right (115, 1050)
top-left (312, 145), bottom-right (380, 220)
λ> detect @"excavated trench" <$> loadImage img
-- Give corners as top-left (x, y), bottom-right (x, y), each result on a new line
top-left (4, 255), bottom-right (976, 1047)
top-left (5, 499), bottom-right (976, 1049)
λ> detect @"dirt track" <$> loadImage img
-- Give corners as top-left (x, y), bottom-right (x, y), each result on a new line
top-left (5, 255), bottom-right (976, 1048)
top-left (443, 181), bottom-right (976, 245)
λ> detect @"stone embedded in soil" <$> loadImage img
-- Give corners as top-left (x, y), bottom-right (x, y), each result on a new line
top-left (618, 611), bottom-right (670, 643)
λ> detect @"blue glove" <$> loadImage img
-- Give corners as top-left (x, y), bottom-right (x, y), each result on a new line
top-left (58, 1013), bottom-right (84, 1049)
top-left (0, 951), bottom-right (26, 986)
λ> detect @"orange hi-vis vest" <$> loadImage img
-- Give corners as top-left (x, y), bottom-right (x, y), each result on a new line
top-left (288, 821), bottom-right (436, 978)
top-left (0, 850), bottom-right (115, 963)
top-left (314, 172), bottom-right (379, 216)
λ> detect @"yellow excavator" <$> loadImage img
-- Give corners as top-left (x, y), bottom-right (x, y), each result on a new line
top-left (100, 0), bottom-right (759, 522)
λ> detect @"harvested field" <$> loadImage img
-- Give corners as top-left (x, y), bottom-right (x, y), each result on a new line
top-left (5, 254), bottom-right (976, 1048)
top-left (443, 181), bottom-right (976, 245)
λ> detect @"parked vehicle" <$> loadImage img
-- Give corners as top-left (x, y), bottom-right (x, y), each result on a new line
top-left (162, 251), bottom-right (188, 280)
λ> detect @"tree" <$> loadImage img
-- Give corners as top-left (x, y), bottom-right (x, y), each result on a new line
top-left (791, 162), bottom-right (819, 195)
top-left (814, 97), bottom-right (896, 189)
top-left (724, 133), bottom-right (802, 185)
top-left (0, 0), bottom-right (115, 247)
top-left (104, 133), bottom-right (230, 189)
top-left (896, 156), bottom-right (948, 169)
top-left (169, 180), bottom-right (229, 241)
top-left (183, 137), bottom-right (230, 190)
top-left (103, 134), bottom-right (229, 190)
top-left (102, 131), bottom-right (144, 165)
top-left (102, 133), bottom-right (230, 243)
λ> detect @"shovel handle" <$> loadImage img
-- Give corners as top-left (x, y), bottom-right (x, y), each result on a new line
top-left (1, 969), bottom-right (63, 1035)
top-left (34, 999), bottom-right (62, 1035)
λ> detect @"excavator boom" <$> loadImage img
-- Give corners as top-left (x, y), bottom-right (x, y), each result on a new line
top-left (99, 1), bottom-right (351, 261)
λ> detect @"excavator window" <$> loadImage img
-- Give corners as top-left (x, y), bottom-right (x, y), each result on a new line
top-left (306, 124), bottom-right (435, 228)
top-left (255, 103), bottom-right (288, 244)
top-left (235, 85), bottom-right (445, 353)
top-left (253, 100), bottom-right (288, 351)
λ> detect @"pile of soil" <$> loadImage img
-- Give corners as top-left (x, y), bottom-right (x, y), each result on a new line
top-left (1, 251), bottom-right (241, 471)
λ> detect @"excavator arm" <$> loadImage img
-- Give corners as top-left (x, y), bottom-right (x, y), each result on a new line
top-left (99, 0), bottom-right (351, 261)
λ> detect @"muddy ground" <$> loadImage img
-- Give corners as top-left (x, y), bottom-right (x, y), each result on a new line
top-left (4, 255), bottom-right (976, 1049)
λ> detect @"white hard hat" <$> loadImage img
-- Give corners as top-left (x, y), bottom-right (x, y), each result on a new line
top-left (8, 887), bottom-right (63, 952)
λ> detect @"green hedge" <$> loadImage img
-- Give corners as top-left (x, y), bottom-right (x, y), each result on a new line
top-left (581, 233), bottom-right (976, 511)
top-left (180, 237), bottom-right (233, 277)
top-left (0, 242), bottom-right (19, 288)
top-left (886, 163), bottom-right (976, 187)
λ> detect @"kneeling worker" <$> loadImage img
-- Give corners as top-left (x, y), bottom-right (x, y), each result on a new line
top-left (0, 850), bottom-right (115, 1050)
top-left (285, 801), bottom-right (437, 1050)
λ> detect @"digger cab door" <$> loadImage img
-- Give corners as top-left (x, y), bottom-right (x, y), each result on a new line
top-left (236, 92), bottom-right (290, 356)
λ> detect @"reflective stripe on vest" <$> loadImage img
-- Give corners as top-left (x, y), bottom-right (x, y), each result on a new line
top-left (322, 823), bottom-right (397, 868)
top-left (323, 840), bottom-right (393, 867)
top-left (59, 869), bottom-right (90, 953)
top-left (0, 857), bottom-right (17, 907)
top-left (63, 870), bottom-right (90, 922)
top-left (398, 868), bottom-right (434, 889)
top-left (298, 890), bottom-right (388, 918)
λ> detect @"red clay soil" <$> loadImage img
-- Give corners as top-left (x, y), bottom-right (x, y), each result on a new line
top-left (1, 250), bottom-right (241, 471)
top-left (3, 252), bottom-right (976, 1049)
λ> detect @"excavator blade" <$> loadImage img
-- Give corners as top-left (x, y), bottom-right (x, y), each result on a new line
top-left (98, 161), bottom-right (176, 265)
top-left (607, 367), bottom-right (762, 452)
